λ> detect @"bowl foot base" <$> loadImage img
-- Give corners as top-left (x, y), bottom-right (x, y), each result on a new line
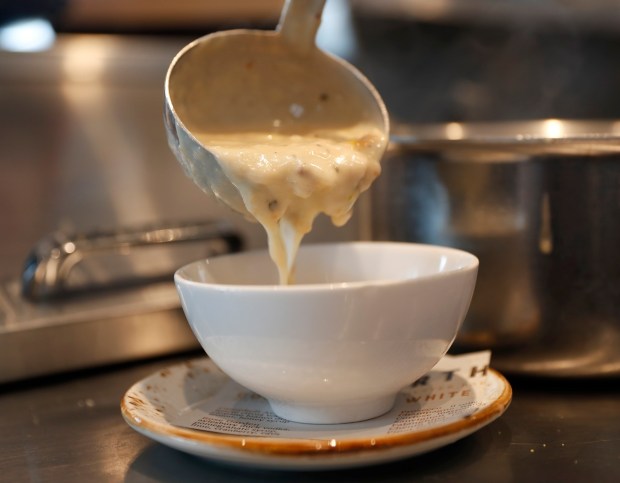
top-left (268, 394), bottom-right (396, 424)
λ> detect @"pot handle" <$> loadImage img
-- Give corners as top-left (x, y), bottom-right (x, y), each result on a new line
top-left (21, 220), bottom-right (243, 301)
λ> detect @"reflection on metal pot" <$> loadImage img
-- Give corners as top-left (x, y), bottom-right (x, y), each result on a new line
top-left (371, 119), bottom-right (620, 378)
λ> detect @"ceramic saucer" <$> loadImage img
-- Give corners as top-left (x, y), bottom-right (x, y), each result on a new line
top-left (121, 353), bottom-right (511, 470)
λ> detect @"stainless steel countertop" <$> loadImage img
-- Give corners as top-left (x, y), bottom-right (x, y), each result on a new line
top-left (1, 352), bottom-right (618, 482)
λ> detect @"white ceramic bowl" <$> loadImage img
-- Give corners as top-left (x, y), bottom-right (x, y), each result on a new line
top-left (174, 242), bottom-right (478, 424)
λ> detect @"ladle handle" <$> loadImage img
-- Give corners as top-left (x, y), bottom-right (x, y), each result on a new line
top-left (277, 0), bottom-right (326, 53)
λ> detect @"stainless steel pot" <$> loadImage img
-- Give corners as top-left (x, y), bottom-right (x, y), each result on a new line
top-left (371, 119), bottom-right (620, 377)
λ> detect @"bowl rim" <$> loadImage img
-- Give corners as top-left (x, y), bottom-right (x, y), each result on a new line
top-left (174, 241), bottom-right (479, 292)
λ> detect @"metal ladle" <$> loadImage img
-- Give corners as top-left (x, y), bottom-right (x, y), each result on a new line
top-left (163, 0), bottom-right (389, 218)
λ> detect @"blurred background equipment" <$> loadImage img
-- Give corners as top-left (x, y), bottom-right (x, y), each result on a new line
top-left (2, 0), bottom-right (620, 379)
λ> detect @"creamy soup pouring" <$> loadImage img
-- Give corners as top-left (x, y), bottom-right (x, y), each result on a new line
top-left (164, 0), bottom-right (389, 283)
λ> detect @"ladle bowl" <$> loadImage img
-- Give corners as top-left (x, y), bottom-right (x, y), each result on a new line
top-left (163, 0), bottom-right (389, 218)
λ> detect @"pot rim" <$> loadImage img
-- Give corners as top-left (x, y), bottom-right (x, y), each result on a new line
top-left (390, 119), bottom-right (620, 158)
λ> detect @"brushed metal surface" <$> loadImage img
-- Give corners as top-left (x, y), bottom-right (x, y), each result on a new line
top-left (0, 218), bottom-right (242, 383)
top-left (0, 280), bottom-right (197, 383)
